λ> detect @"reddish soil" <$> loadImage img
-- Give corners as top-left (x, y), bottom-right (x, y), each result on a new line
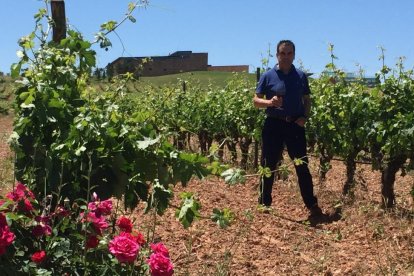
top-left (1, 114), bottom-right (413, 275)
top-left (0, 114), bottom-right (13, 196)
top-left (140, 159), bottom-right (414, 275)
top-left (0, 114), bottom-right (12, 160)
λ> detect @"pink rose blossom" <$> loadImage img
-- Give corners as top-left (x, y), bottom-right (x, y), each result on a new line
top-left (147, 252), bottom-right (174, 276)
top-left (116, 216), bottom-right (133, 233)
top-left (53, 206), bottom-right (70, 218)
top-left (87, 212), bottom-right (108, 234)
top-left (32, 224), bottom-right (52, 237)
top-left (109, 234), bottom-right (140, 263)
top-left (88, 199), bottom-right (112, 216)
top-left (150, 242), bottom-right (170, 258)
top-left (6, 182), bottom-right (34, 202)
top-left (35, 215), bottom-right (50, 224)
top-left (119, 231), bottom-right (146, 246)
top-left (31, 250), bottom-right (47, 264)
top-left (86, 235), bottom-right (99, 249)
top-left (0, 213), bottom-right (7, 227)
top-left (0, 227), bottom-right (15, 245)
top-left (0, 223), bottom-right (15, 256)
top-left (98, 199), bottom-right (112, 215)
top-left (87, 202), bottom-right (97, 212)
top-left (18, 198), bottom-right (34, 213)
top-left (132, 231), bottom-right (146, 246)
top-left (80, 211), bottom-right (109, 235)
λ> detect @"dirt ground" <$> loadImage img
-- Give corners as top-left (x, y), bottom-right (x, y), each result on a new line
top-left (0, 114), bottom-right (14, 195)
top-left (147, 160), bottom-right (413, 276)
top-left (1, 114), bottom-right (413, 275)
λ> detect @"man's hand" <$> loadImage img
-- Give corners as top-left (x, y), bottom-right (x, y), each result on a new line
top-left (253, 94), bottom-right (283, 109)
top-left (270, 96), bottom-right (283, 108)
top-left (295, 117), bottom-right (307, 127)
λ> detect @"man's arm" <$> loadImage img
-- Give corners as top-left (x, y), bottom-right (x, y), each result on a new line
top-left (303, 94), bottom-right (311, 118)
top-left (253, 93), bottom-right (282, 109)
top-left (295, 94), bottom-right (311, 127)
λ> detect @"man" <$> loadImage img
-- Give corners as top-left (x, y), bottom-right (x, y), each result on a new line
top-left (253, 40), bottom-right (322, 217)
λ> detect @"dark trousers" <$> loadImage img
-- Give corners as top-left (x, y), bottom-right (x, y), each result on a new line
top-left (259, 117), bottom-right (317, 208)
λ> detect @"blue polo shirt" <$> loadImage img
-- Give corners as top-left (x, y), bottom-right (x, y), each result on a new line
top-left (256, 65), bottom-right (310, 118)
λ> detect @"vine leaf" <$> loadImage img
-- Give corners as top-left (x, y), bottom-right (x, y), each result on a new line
top-left (175, 192), bottom-right (201, 229)
top-left (221, 168), bottom-right (246, 185)
top-left (211, 208), bottom-right (234, 229)
top-left (136, 136), bottom-right (160, 149)
top-left (146, 181), bottom-right (172, 215)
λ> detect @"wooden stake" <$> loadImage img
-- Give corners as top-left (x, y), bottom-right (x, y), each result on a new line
top-left (51, 0), bottom-right (66, 43)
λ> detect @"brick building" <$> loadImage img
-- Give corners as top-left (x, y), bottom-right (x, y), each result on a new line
top-left (106, 51), bottom-right (248, 77)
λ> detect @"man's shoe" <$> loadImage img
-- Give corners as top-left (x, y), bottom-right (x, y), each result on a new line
top-left (308, 205), bottom-right (323, 217)
top-left (257, 204), bottom-right (273, 214)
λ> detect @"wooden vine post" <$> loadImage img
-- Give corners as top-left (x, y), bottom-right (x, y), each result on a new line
top-left (254, 67), bottom-right (261, 169)
top-left (51, 0), bottom-right (66, 43)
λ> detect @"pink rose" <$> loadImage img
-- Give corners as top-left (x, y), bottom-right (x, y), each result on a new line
top-left (32, 224), bottom-right (52, 237)
top-left (119, 231), bottom-right (146, 246)
top-left (116, 216), bottom-right (133, 233)
top-left (6, 182), bottom-right (35, 202)
top-left (18, 198), bottom-right (34, 213)
top-left (147, 252), bottom-right (174, 276)
top-left (35, 215), bottom-right (50, 223)
top-left (88, 198), bottom-right (112, 216)
top-left (80, 211), bottom-right (109, 235)
top-left (0, 213), bottom-right (7, 227)
top-left (0, 224), bottom-right (15, 256)
top-left (133, 231), bottom-right (146, 246)
top-left (150, 242), bottom-right (170, 258)
top-left (53, 206), bottom-right (70, 218)
top-left (109, 234), bottom-right (140, 263)
top-left (87, 212), bottom-right (108, 234)
top-left (86, 235), bottom-right (99, 249)
top-left (87, 202), bottom-right (98, 212)
top-left (98, 199), bottom-right (112, 215)
top-left (31, 250), bottom-right (47, 264)
top-left (6, 183), bottom-right (36, 214)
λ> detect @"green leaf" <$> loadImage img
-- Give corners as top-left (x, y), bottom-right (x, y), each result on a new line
top-left (150, 181), bottom-right (172, 215)
top-left (48, 98), bottom-right (64, 108)
top-left (128, 2), bottom-right (136, 12)
top-left (34, 8), bottom-right (47, 22)
top-left (175, 192), bottom-right (201, 228)
top-left (221, 168), bottom-right (246, 185)
top-left (75, 145), bottom-right (86, 156)
top-left (11, 62), bottom-right (22, 78)
top-left (128, 15), bottom-right (136, 23)
top-left (207, 161), bottom-right (229, 175)
top-left (100, 21), bottom-right (118, 32)
top-left (136, 136), bottom-right (160, 149)
top-left (258, 165), bottom-right (271, 178)
top-left (211, 208), bottom-right (234, 229)
top-left (293, 158), bottom-right (304, 166)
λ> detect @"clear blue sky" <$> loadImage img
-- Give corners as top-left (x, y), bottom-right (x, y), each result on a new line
top-left (1, 0), bottom-right (413, 76)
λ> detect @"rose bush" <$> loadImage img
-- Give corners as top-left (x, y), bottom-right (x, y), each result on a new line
top-left (0, 182), bottom-right (174, 275)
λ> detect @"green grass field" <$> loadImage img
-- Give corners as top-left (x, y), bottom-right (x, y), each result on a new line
top-left (139, 71), bottom-right (256, 87)
top-left (0, 76), bottom-right (14, 114)
top-left (0, 71), bottom-right (257, 113)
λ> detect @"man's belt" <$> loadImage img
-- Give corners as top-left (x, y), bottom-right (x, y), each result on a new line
top-left (267, 114), bottom-right (299, 122)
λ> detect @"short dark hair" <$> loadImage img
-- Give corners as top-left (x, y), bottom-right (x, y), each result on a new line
top-left (277, 40), bottom-right (295, 54)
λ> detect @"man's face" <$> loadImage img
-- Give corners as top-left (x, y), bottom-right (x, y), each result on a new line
top-left (276, 43), bottom-right (295, 69)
